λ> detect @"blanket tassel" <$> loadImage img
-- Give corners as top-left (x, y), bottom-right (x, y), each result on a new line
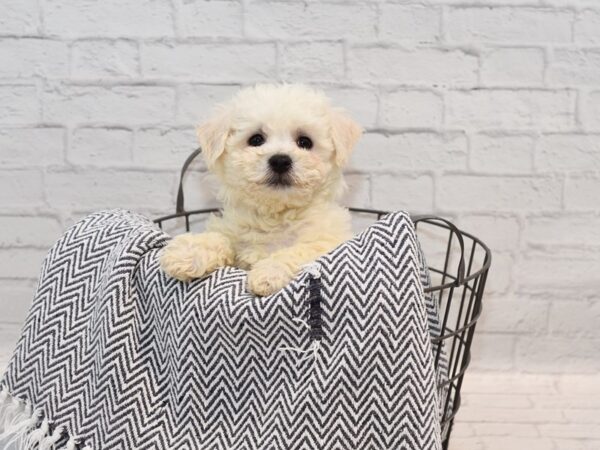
top-left (39, 424), bottom-right (64, 450)
top-left (0, 388), bottom-right (86, 450)
top-left (63, 436), bottom-right (78, 450)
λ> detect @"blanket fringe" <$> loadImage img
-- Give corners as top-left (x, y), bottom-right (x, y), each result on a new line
top-left (0, 386), bottom-right (87, 450)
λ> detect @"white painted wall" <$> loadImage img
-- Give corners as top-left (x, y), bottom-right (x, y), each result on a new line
top-left (0, 0), bottom-right (599, 374)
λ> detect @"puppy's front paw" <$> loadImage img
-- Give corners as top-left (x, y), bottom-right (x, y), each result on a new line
top-left (247, 259), bottom-right (294, 297)
top-left (160, 232), bottom-right (234, 282)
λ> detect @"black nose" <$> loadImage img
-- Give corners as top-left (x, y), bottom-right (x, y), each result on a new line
top-left (268, 154), bottom-right (293, 174)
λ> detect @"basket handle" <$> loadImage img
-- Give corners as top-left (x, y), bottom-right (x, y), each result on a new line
top-left (176, 147), bottom-right (203, 214)
top-left (412, 215), bottom-right (466, 286)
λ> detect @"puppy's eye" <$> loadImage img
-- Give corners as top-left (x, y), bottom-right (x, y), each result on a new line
top-left (248, 134), bottom-right (265, 147)
top-left (296, 136), bottom-right (313, 150)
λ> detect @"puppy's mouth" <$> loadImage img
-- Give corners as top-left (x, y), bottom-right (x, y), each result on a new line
top-left (266, 173), bottom-right (294, 188)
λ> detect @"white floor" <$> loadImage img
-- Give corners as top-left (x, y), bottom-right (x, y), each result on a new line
top-left (1, 329), bottom-right (599, 449)
top-left (451, 372), bottom-right (600, 450)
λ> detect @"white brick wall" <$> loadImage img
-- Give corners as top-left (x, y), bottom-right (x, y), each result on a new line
top-left (0, 0), bottom-right (599, 375)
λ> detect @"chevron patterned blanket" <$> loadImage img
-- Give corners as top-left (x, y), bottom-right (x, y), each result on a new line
top-left (0, 209), bottom-right (442, 450)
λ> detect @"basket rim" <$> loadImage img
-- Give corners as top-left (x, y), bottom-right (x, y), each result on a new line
top-left (153, 206), bottom-right (492, 293)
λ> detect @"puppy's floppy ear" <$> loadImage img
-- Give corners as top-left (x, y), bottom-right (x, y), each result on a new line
top-left (330, 107), bottom-right (363, 167)
top-left (197, 107), bottom-right (231, 170)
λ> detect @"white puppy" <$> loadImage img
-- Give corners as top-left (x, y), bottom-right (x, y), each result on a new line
top-left (160, 84), bottom-right (362, 296)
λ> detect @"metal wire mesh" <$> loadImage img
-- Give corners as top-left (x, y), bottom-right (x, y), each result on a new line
top-left (153, 148), bottom-right (492, 450)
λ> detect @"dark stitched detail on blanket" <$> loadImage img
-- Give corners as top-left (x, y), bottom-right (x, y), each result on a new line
top-left (306, 275), bottom-right (324, 341)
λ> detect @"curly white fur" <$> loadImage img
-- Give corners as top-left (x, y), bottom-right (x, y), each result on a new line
top-left (160, 83), bottom-right (363, 296)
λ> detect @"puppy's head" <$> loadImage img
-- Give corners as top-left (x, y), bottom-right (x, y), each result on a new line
top-left (197, 84), bottom-right (362, 209)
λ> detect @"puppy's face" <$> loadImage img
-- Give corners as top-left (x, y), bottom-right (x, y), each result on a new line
top-left (198, 84), bottom-right (362, 209)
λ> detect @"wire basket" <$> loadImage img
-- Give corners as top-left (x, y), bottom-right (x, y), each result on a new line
top-left (154, 148), bottom-right (492, 450)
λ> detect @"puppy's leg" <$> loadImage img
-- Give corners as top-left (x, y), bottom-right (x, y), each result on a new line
top-left (247, 258), bottom-right (294, 297)
top-left (160, 232), bottom-right (234, 282)
top-left (247, 237), bottom-right (341, 296)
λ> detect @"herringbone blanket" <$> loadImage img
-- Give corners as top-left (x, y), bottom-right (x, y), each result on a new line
top-left (0, 209), bottom-right (442, 450)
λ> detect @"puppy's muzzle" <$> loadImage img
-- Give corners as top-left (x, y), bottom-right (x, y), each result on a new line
top-left (268, 154), bottom-right (292, 174)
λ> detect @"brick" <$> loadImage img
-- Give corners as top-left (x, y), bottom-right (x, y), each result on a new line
top-left (343, 174), bottom-right (370, 209)
top-left (443, 0), bottom-right (541, 4)
top-left (450, 422), bottom-right (475, 438)
top-left (581, 91), bottom-right (600, 129)
top-left (516, 249), bottom-right (600, 293)
top-left (44, 0), bottom-right (174, 37)
top-left (178, 0), bottom-right (242, 37)
top-left (0, 323), bottom-right (22, 371)
top-left (0, 280), bottom-right (35, 324)
top-left (142, 43), bottom-right (276, 82)
top-left (479, 437), bottom-right (557, 450)
top-left (245, 2), bottom-right (377, 40)
top-left (71, 40), bottom-right (139, 79)
top-left (552, 440), bottom-right (600, 450)
top-left (446, 90), bottom-right (576, 130)
top-left (350, 132), bottom-right (467, 172)
top-left (481, 48), bottom-right (545, 86)
top-left (280, 42), bottom-right (344, 82)
top-left (565, 176), bottom-right (600, 211)
top-left (531, 391), bottom-right (600, 409)
top-left (179, 170), bottom-right (221, 211)
top-left (575, 9), bottom-right (600, 44)
top-left (459, 402), bottom-right (564, 423)
top-left (457, 215), bottom-right (520, 251)
top-left (536, 134), bottom-right (600, 172)
top-left (462, 393), bottom-right (531, 409)
top-left (548, 300), bottom-right (600, 336)
top-left (0, 216), bottom-right (62, 248)
top-left (470, 133), bottom-right (534, 174)
top-left (480, 251), bottom-right (511, 294)
top-left (469, 334), bottom-right (516, 371)
top-left (524, 215), bottom-right (600, 247)
top-left (0, 127), bottom-right (64, 166)
top-left (461, 372), bottom-right (558, 395)
top-left (553, 0), bottom-right (596, 6)
top-left (0, 39), bottom-right (68, 78)
top-left (477, 297), bottom-right (549, 334)
top-left (447, 437), bottom-right (484, 450)
top-left (556, 374), bottom-right (600, 396)
top-left (371, 173), bottom-right (433, 213)
top-left (350, 213), bottom-right (379, 237)
top-left (548, 48), bottom-right (600, 86)
top-left (43, 85), bottom-right (175, 125)
top-left (177, 84), bottom-right (241, 124)
top-left (563, 409), bottom-right (600, 423)
top-left (516, 336), bottom-right (600, 373)
top-left (0, 85), bottom-right (39, 124)
top-left (446, 7), bottom-right (573, 43)
top-left (0, 0), bottom-right (40, 35)
top-left (0, 169), bottom-right (44, 207)
top-left (437, 175), bottom-right (562, 212)
top-left (379, 4), bottom-right (441, 42)
top-left (70, 127), bottom-right (133, 166)
top-left (0, 248), bottom-right (47, 279)
top-left (46, 169), bottom-right (176, 210)
top-left (349, 47), bottom-right (477, 86)
top-left (134, 127), bottom-right (198, 169)
top-left (322, 87), bottom-right (378, 129)
top-left (556, 375), bottom-right (600, 395)
top-left (473, 423), bottom-right (539, 437)
top-left (539, 424), bottom-right (600, 439)
top-left (379, 90), bottom-right (443, 129)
